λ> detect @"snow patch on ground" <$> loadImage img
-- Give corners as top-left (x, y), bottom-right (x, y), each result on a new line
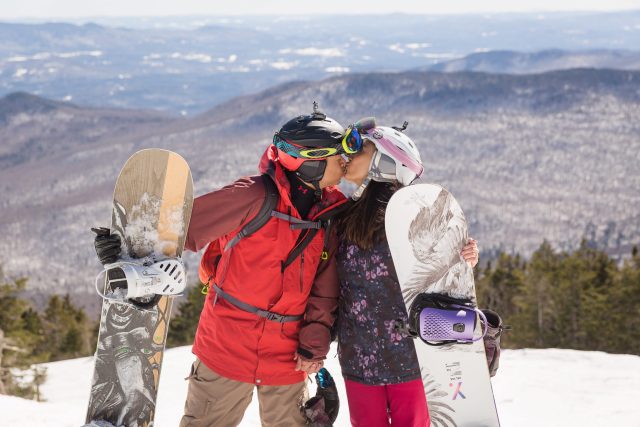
top-left (0, 346), bottom-right (638, 426)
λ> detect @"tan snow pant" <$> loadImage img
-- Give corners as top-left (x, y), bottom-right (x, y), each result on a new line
top-left (179, 358), bottom-right (308, 427)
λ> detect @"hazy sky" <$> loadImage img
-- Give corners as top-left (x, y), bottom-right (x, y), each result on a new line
top-left (1, 0), bottom-right (639, 19)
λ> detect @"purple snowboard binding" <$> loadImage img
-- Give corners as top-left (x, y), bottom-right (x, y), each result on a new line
top-left (406, 293), bottom-right (488, 346)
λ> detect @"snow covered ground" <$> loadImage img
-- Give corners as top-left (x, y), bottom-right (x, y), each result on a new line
top-left (1, 344), bottom-right (638, 426)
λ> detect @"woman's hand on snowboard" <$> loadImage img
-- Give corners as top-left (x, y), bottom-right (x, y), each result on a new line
top-left (461, 238), bottom-right (479, 267)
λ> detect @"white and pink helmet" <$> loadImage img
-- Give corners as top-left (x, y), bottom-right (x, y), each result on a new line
top-left (351, 121), bottom-right (424, 200)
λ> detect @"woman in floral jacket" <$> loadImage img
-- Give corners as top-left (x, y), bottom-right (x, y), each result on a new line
top-left (335, 124), bottom-right (479, 427)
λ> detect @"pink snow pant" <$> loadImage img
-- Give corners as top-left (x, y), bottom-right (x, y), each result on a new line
top-left (344, 378), bottom-right (430, 427)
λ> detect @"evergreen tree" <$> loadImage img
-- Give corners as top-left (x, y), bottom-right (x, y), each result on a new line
top-left (0, 273), bottom-right (32, 339)
top-left (609, 247), bottom-right (640, 354)
top-left (560, 241), bottom-right (616, 350)
top-left (42, 294), bottom-right (93, 360)
top-left (520, 241), bottom-right (559, 348)
top-left (476, 253), bottom-right (525, 348)
top-left (0, 267), bottom-right (96, 398)
top-left (477, 240), bottom-right (640, 354)
top-left (0, 268), bottom-right (47, 397)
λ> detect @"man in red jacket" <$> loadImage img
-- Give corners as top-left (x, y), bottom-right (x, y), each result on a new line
top-left (178, 106), bottom-right (359, 426)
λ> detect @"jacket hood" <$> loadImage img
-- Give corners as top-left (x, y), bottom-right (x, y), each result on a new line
top-left (259, 145), bottom-right (346, 218)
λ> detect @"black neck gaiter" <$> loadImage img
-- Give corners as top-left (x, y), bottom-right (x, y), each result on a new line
top-left (285, 170), bottom-right (317, 219)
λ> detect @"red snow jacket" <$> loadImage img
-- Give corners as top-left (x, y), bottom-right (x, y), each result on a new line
top-left (185, 145), bottom-right (347, 386)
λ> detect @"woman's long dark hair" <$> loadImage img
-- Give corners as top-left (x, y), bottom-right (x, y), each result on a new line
top-left (335, 180), bottom-right (400, 250)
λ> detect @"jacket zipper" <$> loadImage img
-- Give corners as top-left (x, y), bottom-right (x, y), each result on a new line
top-left (300, 253), bottom-right (304, 292)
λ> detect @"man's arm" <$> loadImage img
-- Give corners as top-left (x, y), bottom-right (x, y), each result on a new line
top-left (185, 176), bottom-right (266, 252)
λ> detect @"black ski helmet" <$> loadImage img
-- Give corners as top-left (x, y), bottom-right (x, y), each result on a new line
top-left (274, 103), bottom-right (345, 195)
top-left (277, 104), bottom-right (344, 148)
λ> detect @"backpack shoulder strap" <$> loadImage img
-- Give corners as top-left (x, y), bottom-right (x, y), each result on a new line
top-left (281, 227), bottom-right (321, 270)
top-left (224, 174), bottom-right (279, 251)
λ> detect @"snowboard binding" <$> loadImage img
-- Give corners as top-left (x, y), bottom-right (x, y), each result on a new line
top-left (95, 258), bottom-right (187, 309)
top-left (398, 293), bottom-right (488, 346)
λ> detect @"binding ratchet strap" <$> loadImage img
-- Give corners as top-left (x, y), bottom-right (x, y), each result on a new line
top-left (212, 285), bottom-right (303, 323)
top-left (446, 304), bottom-right (488, 343)
top-left (95, 265), bottom-right (129, 303)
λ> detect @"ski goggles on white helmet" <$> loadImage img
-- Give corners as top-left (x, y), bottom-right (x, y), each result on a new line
top-left (342, 117), bottom-right (377, 156)
top-left (340, 125), bottom-right (364, 155)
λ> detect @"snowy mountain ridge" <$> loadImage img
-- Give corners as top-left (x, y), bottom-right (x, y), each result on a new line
top-left (0, 68), bottom-right (639, 314)
top-left (2, 12), bottom-right (640, 114)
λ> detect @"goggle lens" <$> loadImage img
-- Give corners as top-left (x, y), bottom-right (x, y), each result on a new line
top-left (341, 126), bottom-right (363, 154)
top-left (299, 147), bottom-right (339, 158)
top-left (274, 135), bottom-right (339, 159)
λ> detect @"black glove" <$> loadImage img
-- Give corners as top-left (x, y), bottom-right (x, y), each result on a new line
top-left (92, 227), bottom-right (122, 265)
top-left (481, 309), bottom-right (506, 377)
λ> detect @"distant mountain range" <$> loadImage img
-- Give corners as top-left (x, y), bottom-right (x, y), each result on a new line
top-left (428, 49), bottom-right (640, 74)
top-left (0, 92), bottom-right (172, 169)
top-left (1, 12), bottom-right (640, 114)
top-left (1, 68), bottom-right (639, 314)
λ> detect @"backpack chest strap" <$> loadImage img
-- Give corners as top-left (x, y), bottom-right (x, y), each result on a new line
top-left (271, 211), bottom-right (323, 230)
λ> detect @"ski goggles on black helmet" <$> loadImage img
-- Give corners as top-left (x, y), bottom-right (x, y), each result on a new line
top-left (273, 135), bottom-right (340, 159)
top-left (273, 127), bottom-right (363, 159)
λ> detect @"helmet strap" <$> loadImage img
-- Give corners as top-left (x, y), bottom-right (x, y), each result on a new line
top-left (312, 181), bottom-right (323, 200)
top-left (351, 176), bottom-right (371, 201)
top-left (351, 150), bottom-right (378, 201)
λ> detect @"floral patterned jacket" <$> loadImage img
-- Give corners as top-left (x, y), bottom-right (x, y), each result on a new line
top-left (336, 238), bottom-right (421, 385)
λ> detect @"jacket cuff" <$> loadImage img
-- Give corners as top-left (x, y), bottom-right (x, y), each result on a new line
top-left (296, 347), bottom-right (314, 360)
top-left (298, 321), bottom-right (331, 361)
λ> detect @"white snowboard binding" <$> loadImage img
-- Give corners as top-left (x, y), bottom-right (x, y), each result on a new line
top-left (95, 258), bottom-right (186, 306)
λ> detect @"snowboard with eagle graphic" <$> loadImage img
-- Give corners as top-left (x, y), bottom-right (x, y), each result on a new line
top-left (386, 183), bottom-right (500, 427)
